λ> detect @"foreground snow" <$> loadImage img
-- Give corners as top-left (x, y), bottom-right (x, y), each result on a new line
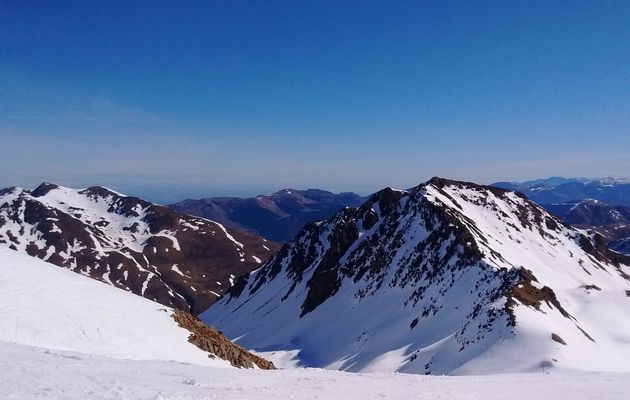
top-left (2, 341), bottom-right (629, 400)
top-left (0, 248), bottom-right (230, 367)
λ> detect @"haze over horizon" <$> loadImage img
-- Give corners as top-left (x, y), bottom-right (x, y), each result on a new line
top-left (2, 1), bottom-right (629, 202)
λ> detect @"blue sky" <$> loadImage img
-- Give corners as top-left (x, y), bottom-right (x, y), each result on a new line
top-left (1, 1), bottom-right (629, 202)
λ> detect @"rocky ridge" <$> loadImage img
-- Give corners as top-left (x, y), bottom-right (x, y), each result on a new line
top-left (172, 310), bottom-right (275, 369)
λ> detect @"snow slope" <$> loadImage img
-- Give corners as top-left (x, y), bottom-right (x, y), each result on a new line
top-left (0, 247), bottom-right (231, 367)
top-left (203, 178), bottom-right (630, 375)
top-left (2, 340), bottom-right (629, 400)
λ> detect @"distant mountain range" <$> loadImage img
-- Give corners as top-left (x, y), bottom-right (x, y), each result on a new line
top-left (0, 183), bottom-right (279, 314)
top-left (170, 189), bottom-right (366, 243)
top-left (203, 178), bottom-right (630, 374)
top-left (493, 177), bottom-right (630, 206)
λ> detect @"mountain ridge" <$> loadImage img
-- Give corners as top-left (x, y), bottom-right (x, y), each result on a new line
top-left (0, 182), bottom-right (279, 314)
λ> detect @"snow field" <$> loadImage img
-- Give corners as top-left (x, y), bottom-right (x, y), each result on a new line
top-left (0, 247), bottom-right (230, 367)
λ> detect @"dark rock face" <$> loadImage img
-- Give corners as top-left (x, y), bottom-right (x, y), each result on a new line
top-left (170, 189), bottom-right (366, 243)
top-left (0, 184), bottom-right (279, 314)
top-left (30, 182), bottom-right (59, 197)
top-left (506, 268), bottom-right (572, 322)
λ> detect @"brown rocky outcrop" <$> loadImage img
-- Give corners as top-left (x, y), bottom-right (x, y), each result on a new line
top-left (172, 310), bottom-right (275, 370)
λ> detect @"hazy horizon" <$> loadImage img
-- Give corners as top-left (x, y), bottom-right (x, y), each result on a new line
top-left (3, 174), bottom-right (630, 205)
top-left (2, 2), bottom-right (629, 200)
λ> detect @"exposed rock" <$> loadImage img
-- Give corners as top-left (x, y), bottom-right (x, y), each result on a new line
top-left (30, 182), bottom-right (59, 197)
top-left (506, 268), bottom-right (572, 324)
top-left (172, 310), bottom-right (275, 370)
top-left (552, 333), bottom-right (567, 345)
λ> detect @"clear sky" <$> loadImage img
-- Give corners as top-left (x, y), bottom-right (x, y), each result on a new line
top-left (1, 1), bottom-right (629, 202)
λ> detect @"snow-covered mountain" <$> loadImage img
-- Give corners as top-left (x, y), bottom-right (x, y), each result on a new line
top-left (0, 183), bottom-right (279, 314)
top-left (203, 177), bottom-right (630, 375)
top-left (0, 247), bottom-right (273, 369)
top-left (170, 189), bottom-right (366, 242)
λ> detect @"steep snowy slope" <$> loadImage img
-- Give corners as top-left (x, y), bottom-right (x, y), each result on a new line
top-left (0, 183), bottom-right (279, 313)
top-left (203, 178), bottom-right (630, 375)
top-left (0, 247), bottom-right (272, 368)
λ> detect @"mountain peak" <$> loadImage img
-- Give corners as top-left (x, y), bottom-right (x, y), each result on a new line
top-left (427, 177), bottom-right (514, 197)
top-left (203, 178), bottom-right (630, 375)
top-left (31, 182), bottom-right (60, 197)
top-left (81, 185), bottom-right (126, 198)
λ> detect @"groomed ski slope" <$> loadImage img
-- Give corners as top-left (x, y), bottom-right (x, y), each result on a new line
top-left (0, 247), bottom-right (231, 367)
top-left (1, 340), bottom-right (629, 400)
